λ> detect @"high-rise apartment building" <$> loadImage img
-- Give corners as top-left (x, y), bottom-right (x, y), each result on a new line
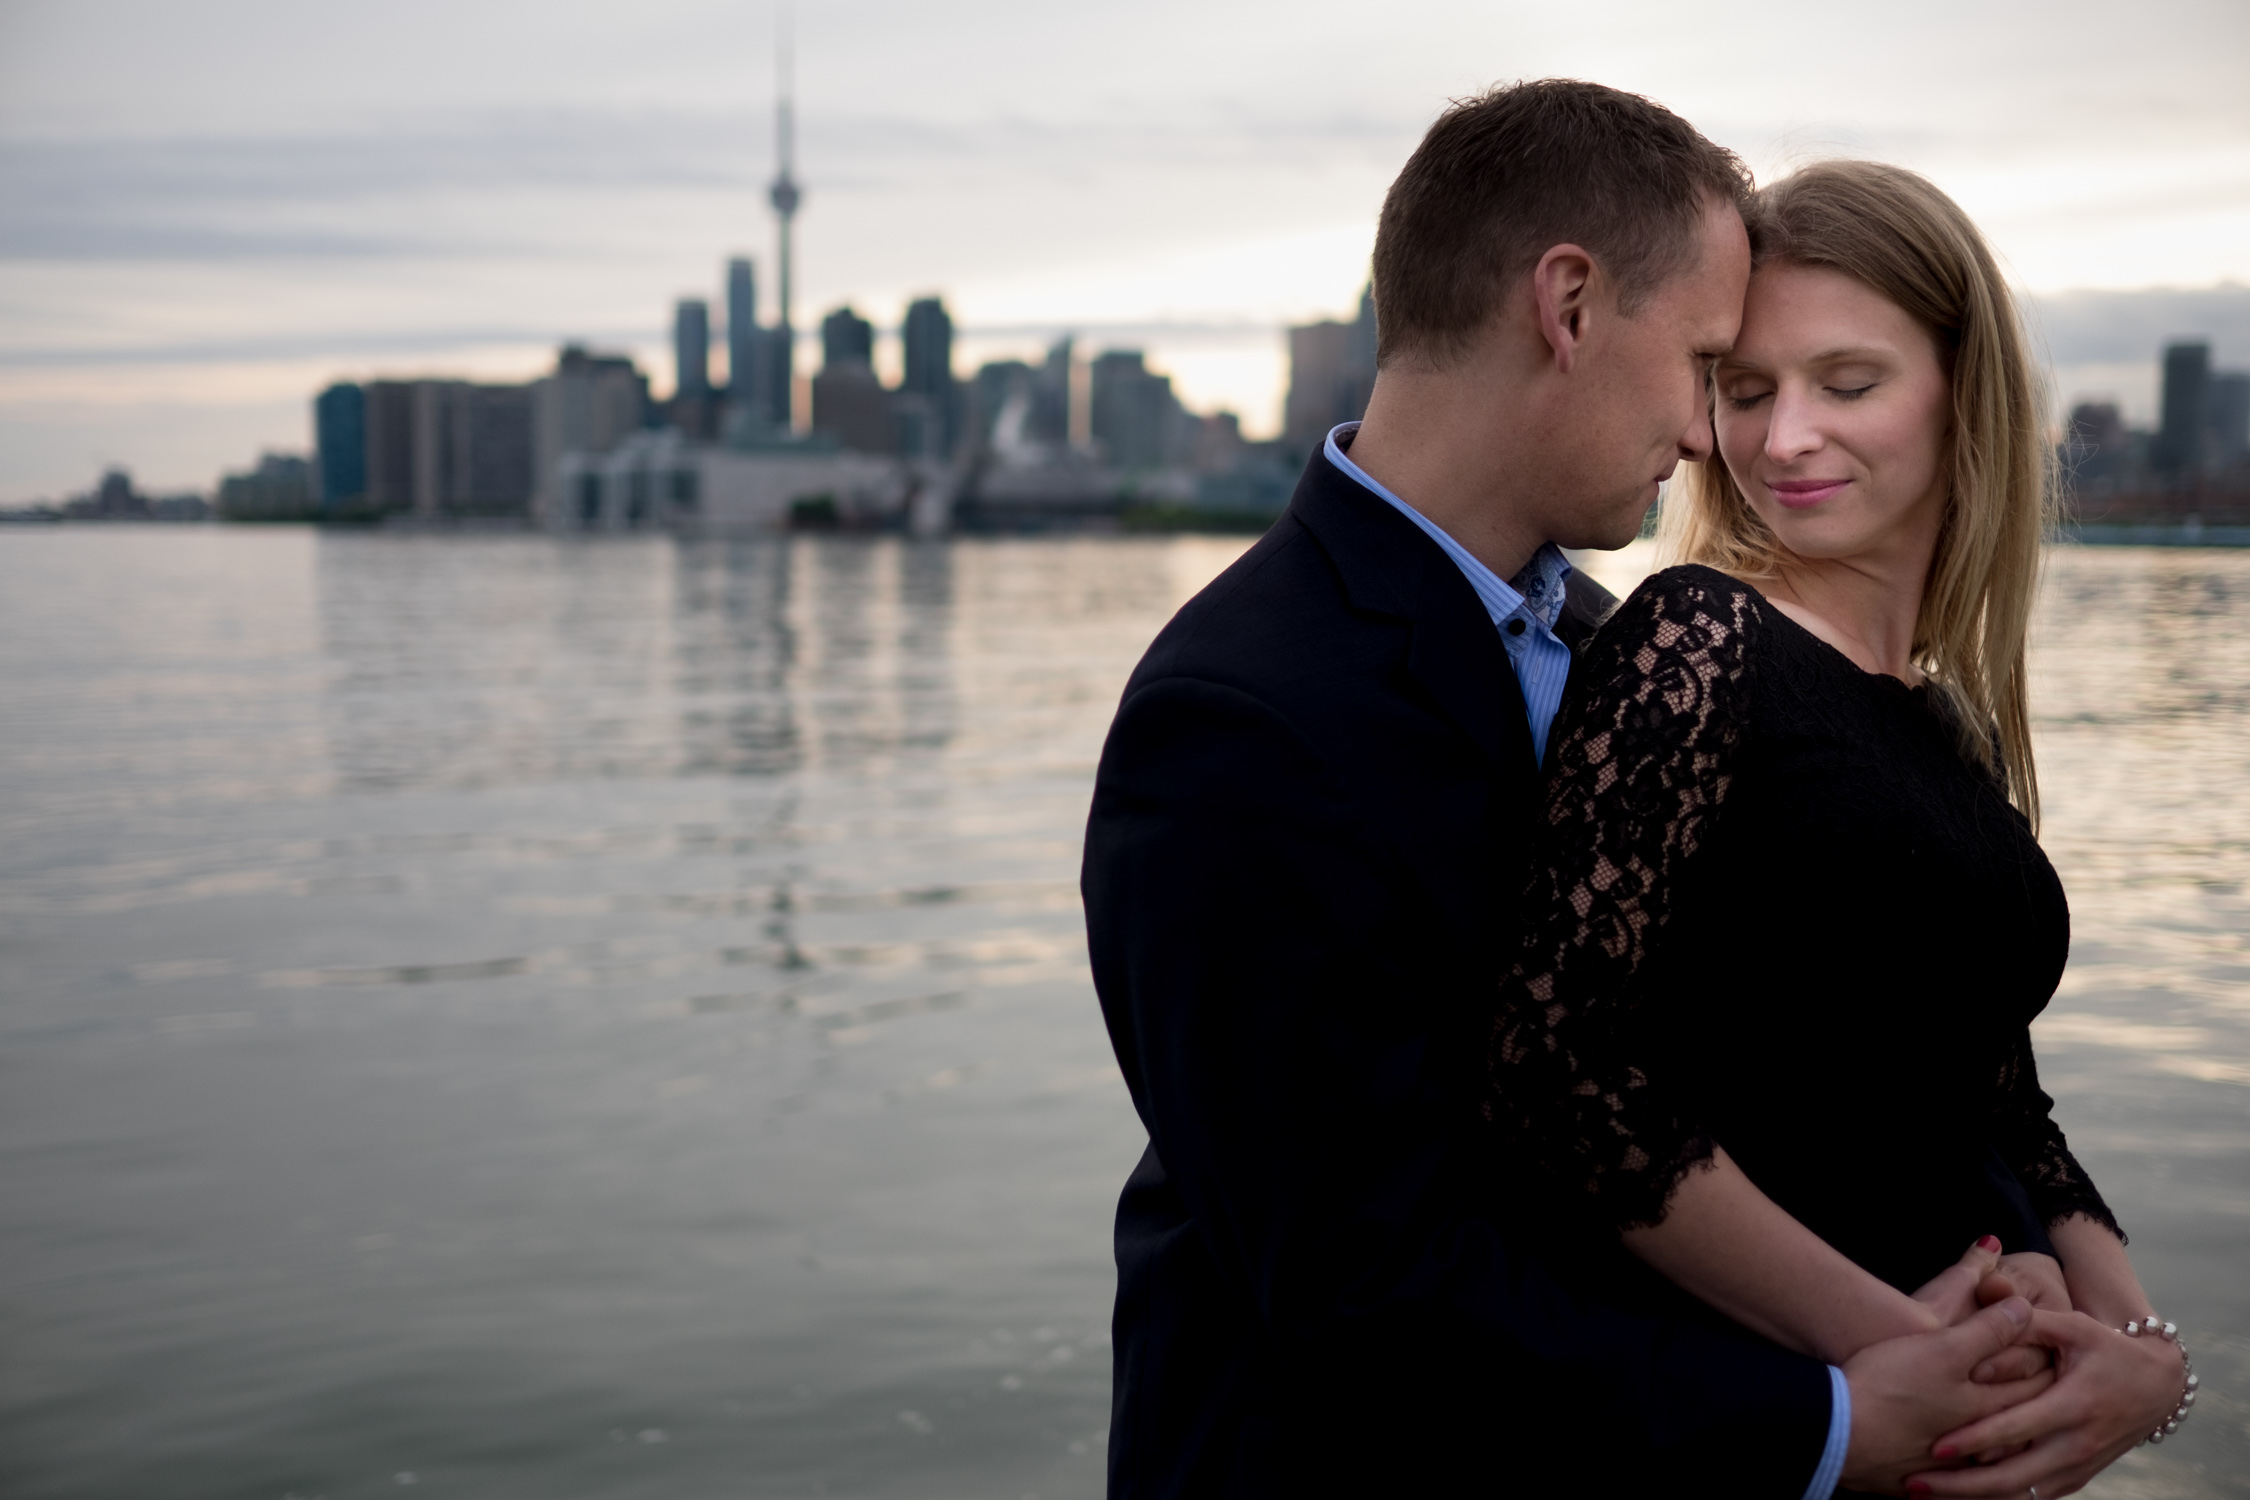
top-left (315, 383), bottom-right (367, 504)
top-left (405, 380), bottom-right (536, 516)
top-left (365, 381), bottom-right (417, 512)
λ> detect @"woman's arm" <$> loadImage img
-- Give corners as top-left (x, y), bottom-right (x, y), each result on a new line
top-left (1623, 1147), bottom-right (1941, 1364)
top-left (1486, 573), bottom-right (1961, 1368)
top-left (1984, 1029), bottom-right (2142, 1320)
top-left (2049, 1214), bottom-right (2149, 1328)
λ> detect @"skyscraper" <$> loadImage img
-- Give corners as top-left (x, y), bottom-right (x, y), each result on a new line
top-left (2156, 340), bottom-right (2212, 476)
top-left (675, 299), bottom-right (712, 401)
top-left (812, 304), bottom-right (888, 453)
top-left (901, 296), bottom-right (957, 457)
top-left (672, 298), bottom-right (714, 440)
top-left (726, 257), bottom-right (763, 419)
top-left (821, 306), bottom-right (874, 369)
top-left (314, 382), bottom-right (367, 504)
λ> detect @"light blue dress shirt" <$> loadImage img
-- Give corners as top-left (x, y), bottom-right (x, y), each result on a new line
top-left (1324, 421), bottom-right (1853, 1500)
top-left (1323, 424), bottom-right (1575, 763)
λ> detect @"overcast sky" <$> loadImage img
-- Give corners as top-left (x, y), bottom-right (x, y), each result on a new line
top-left (2, 0), bottom-right (2247, 500)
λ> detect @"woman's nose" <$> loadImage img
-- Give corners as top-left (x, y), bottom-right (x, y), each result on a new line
top-left (1764, 386), bottom-right (1822, 464)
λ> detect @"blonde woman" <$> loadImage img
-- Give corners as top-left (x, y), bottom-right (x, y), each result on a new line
top-left (1482, 161), bottom-right (2193, 1496)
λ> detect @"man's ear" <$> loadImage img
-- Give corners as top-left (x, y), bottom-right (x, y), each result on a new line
top-left (1532, 244), bottom-right (1598, 375)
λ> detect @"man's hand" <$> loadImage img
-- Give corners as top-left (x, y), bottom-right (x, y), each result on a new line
top-left (1841, 1297), bottom-right (2053, 1495)
top-left (1906, 1310), bottom-right (2185, 1498)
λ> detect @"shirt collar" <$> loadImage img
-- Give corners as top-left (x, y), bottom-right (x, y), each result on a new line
top-left (1323, 422), bottom-right (1571, 631)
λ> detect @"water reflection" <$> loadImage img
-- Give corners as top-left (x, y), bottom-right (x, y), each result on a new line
top-left (0, 531), bottom-right (2240, 1500)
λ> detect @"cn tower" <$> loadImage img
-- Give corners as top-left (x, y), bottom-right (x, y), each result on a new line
top-left (768, 10), bottom-right (802, 427)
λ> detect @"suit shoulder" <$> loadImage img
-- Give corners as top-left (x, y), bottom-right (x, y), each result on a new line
top-left (1128, 516), bottom-right (1361, 690)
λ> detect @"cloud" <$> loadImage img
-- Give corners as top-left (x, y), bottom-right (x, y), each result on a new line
top-left (2028, 284), bottom-right (2250, 367)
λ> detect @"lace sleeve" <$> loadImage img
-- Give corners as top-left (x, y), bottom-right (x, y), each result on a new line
top-left (1481, 570), bottom-right (1760, 1230)
top-left (1991, 1027), bottom-right (2125, 1241)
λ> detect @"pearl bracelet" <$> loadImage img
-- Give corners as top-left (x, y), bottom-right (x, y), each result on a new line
top-left (2122, 1315), bottom-right (2198, 1443)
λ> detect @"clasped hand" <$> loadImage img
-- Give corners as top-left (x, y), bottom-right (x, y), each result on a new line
top-left (1841, 1241), bottom-right (2185, 1497)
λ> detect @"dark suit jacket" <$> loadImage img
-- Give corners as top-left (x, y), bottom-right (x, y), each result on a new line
top-left (1081, 448), bottom-right (1835, 1496)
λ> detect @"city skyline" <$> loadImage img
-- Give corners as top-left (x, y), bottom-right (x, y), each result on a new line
top-left (3, 0), bottom-right (2248, 500)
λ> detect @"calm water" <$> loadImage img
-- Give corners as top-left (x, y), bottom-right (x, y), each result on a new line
top-left (1, 530), bottom-right (2244, 1499)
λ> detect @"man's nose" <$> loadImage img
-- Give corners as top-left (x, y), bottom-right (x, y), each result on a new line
top-left (1679, 391), bottom-right (1716, 464)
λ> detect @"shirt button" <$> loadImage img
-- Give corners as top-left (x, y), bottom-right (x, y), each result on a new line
top-left (1506, 618), bottom-right (1527, 636)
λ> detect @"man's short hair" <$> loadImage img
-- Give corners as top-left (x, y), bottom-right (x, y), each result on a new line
top-left (1373, 79), bottom-right (1753, 367)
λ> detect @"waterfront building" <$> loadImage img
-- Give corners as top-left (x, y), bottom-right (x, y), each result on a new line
top-left (1284, 283), bottom-right (1378, 452)
top-left (353, 378), bottom-right (539, 518)
top-left (217, 454), bottom-right (318, 520)
top-left (2156, 341), bottom-right (2212, 475)
top-left (364, 381), bottom-right (417, 512)
top-left (533, 346), bottom-right (649, 516)
top-left (546, 427), bottom-right (902, 533)
top-left (315, 383), bottom-right (367, 505)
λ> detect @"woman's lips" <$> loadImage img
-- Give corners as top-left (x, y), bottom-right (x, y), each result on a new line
top-left (1767, 478), bottom-right (1849, 509)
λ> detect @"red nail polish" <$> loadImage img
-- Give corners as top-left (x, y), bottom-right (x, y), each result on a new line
top-left (1976, 1235), bottom-right (2001, 1252)
top-left (1906, 1482), bottom-right (1931, 1497)
top-left (1932, 1443), bottom-right (1957, 1460)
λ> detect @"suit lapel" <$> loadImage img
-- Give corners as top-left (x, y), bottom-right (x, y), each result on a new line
top-left (1285, 453), bottom-right (1539, 783)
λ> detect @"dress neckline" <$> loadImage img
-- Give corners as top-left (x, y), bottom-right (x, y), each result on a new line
top-left (1705, 567), bottom-right (1927, 697)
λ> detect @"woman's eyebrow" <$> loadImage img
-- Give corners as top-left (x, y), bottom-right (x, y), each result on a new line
top-left (1801, 344), bottom-right (1894, 365)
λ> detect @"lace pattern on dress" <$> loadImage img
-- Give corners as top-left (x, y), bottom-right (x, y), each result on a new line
top-left (1482, 571), bottom-right (1760, 1229)
top-left (1991, 1029), bottom-right (2126, 1240)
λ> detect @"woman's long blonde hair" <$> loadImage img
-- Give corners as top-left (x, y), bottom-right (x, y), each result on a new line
top-left (1660, 160), bottom-right (2051, 828)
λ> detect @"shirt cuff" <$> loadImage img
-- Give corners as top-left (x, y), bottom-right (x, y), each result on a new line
top-left (1801, 1365), bottom-right (1850, 1500)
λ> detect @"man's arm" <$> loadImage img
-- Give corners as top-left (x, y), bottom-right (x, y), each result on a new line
top-left (1086, 672), bottom-right (1836, 1491)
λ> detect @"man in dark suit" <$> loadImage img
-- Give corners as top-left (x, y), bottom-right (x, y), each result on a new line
top-left (1081, 81), bottom-right (2053, 1496)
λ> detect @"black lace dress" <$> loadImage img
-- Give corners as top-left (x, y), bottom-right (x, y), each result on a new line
top-left (1484, 565), bottom-right (2119, 1294)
